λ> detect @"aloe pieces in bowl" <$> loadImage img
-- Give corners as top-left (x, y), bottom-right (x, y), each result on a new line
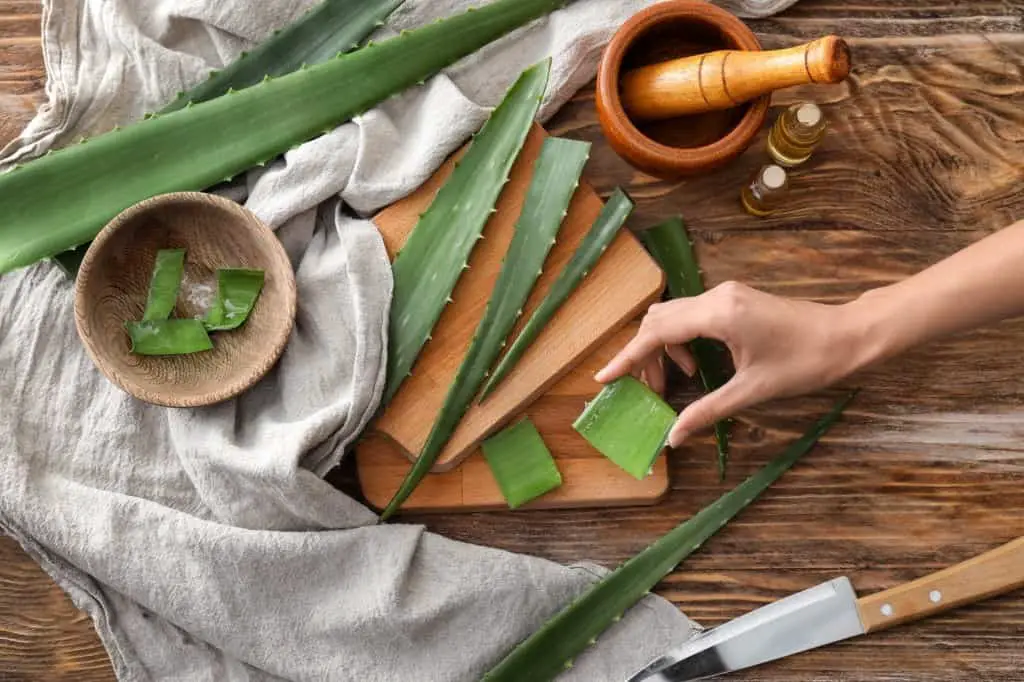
top-left (482, 418), bottom-right (563, 508)
top-left (204, 268), bottom-right (266, 331)
top-left (125, 319), bottom-right (214, 356)
top-left (573, 376), bottom-right (676, 480)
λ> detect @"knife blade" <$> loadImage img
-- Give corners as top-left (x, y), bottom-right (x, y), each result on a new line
top-left (628, 536), bottom-right (1024, 681)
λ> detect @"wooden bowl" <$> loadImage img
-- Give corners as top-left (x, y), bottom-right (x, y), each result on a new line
top-left (74, 192), bottom-right (297, 407)
top-left (596, 1), bottom-right (770, 178)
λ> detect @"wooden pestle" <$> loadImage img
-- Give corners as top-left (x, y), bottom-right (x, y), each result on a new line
top-left (620, 35), bottom-right (850, 121)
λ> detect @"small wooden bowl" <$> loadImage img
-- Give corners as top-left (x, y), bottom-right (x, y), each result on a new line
top-left (74, 192), bottom-right (297, 408)
top-left (596, 1), bottom-right (770, 178)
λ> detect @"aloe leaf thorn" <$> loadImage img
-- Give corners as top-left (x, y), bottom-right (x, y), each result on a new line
top-left (1, 0), bottom-right (571, 275)
top-left (640, 217), bottom-right (734, 479)
top-left (482, 391), bottom-right (857, 681)
top-left (480, 188), bottom-right (634, 400)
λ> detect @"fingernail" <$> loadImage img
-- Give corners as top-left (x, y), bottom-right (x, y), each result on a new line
top-left (668, 430), bottom-right (688, 448)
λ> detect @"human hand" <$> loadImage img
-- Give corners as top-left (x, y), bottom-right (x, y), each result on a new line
top-left (595, 281), bottom-right (869, 447)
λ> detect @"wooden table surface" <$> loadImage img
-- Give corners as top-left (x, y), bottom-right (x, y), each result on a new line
top-left (2, 0), bottom-right (1023, 680)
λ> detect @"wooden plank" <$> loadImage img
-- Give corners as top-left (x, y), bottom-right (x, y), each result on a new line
top-left (371, 123), bottom-right (665, 471)
top-left (356, 323), bottom-right (670, 512)
top-left (3, 0), bottom-right (1024, 680)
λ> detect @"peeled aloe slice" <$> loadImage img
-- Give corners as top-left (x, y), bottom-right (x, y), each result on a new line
top-left (204, 268), bottom-right (265, 331)
top-left (0, 0), bottom-right (569, 274)
top-left (55, 0), bottom-right (407, 275)
top-left (480, 188), bottom-right (634, 400)
top-left (482, 418), bottom-right (562, 508)
top-left (141, 249), bottom-right (186, 321)
top-left (379, 121), bottom-right (591, 521)
top-left (383, 59), bottom-right (551, 406)
top-left (640, 217), bottom-right (733, 479)
top-left (573, 376), bottom-right (676, 480)
top-left (483, 392), bottom-right (856, 682)
top-left (161, 0), bottom-right (406, 114)
top-left (125, 320), bottom-right (213, 356)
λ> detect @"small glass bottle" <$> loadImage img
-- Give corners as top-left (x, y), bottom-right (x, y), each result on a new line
top-left (767, 102), bottom-right (827, 167)
top-left (741, 164), bottom-right (789, 217)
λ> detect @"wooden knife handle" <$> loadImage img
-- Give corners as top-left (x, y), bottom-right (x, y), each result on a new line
top-left (620, 35), bottom-right (850, 121)
top-left (856, 537), bottom-right (1024, 634)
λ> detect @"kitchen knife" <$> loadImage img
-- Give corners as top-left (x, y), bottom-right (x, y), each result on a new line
top-left (628, 536), bottom-right (1024, 681)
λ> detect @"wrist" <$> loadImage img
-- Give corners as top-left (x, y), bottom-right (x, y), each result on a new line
top-left (832, 286), bottom-right (905, 376)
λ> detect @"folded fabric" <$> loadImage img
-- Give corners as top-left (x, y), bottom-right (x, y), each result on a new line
top-left (0, 0), bottom-right (797, 679)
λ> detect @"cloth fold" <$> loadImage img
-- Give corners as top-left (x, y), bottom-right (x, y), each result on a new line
top-left (0, 0), bottom-right (798, 679)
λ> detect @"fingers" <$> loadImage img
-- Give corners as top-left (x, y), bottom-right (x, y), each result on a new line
top-left (665, 344), bottom-right (696, 377)
top-left (640, 353), bottom-right (666, 395)
top-left (668, 376), bottom-right (755, 447)
top-left (595, 301), bottom-right (713, 383)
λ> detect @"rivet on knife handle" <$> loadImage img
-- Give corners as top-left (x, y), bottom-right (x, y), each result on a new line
top-left (856, 536), bottom-right (1024, 632)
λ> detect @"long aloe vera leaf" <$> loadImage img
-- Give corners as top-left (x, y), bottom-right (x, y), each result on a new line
top-left (480, 188), bottom-right (634, 400)
top-left (0, 0), bottom-right (569, 275)
top-left (161, 0), bottom-right (406, 114)
top-left (54, 0), bottom-right (407, 274)
top-left (203, 268), bottom-right (265, 331)
top-left (382, 60), bottom-right (552, 406)
top-left (482, 418), bottom-right (562, 508)
top-left (483, 391), bottom-right (857, 682)
top-left (380, 115), bottom-right (590, 521)
top-left (141, 249), bottom-right (186, 321)
top-left (125, 320), bottom-right (214, 355)
top-left (573, 376), bottom-right (676, 480)
top-left (640, 217), bottom-right (733, 479)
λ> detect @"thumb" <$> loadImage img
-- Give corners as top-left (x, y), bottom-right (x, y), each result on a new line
top-left (668, 377), bottom-right (754, 447)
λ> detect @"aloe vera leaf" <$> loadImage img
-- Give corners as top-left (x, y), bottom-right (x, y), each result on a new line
top-left (141, 249), bottom-right (186, 321)
top-left (479, 188), bottom-right (634, 400)
top-left (125, 320), bottom-right (214, 355)
top-left (203, 268), bottom-right (265, 331)
top-left (53, 0), bottom-right (408, 275)
top-left (482, 417), bottom-right (563, 509)
top-left (160, 0), bottom-right (406, 114)
top-left (378, 122), bottom-right (589, 521)
top-left (382, 59), bottom-right (551, 406)
top-left (483, 391), bottom-right (857, 682)
top-left (640, 217), bottom-right (733, 479)
top-left (572, 376), bottom-right (675, 480)
top-left (0, 0), bottom-right (569, 275)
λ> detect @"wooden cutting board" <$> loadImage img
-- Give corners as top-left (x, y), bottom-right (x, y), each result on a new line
top-left (356, 323), bottom-right (671, 512)
top-left (369, 123), bottom-right (665, 472)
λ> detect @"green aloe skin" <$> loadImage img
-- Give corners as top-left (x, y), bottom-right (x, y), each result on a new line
top-left (483, 392), bottom-right (857, 682)
top-left (640, 217), bottom-right (734, 479)
top-left (573, 376), bottom-right (676, 480)
top-left (480, 187), bottom-right (634, 400)
top-left (482, 418), bottom-right (563, 508)
top-left (125, 320), bottom-right (213, 356)
top-left (55, 0), bottom-right (408, 275)
top-left (0, 0), bottom-right (569, 275)
top-left (141, 249), bottom-right (186, 321)
top-left (203, 269), bottom-right (265, 331)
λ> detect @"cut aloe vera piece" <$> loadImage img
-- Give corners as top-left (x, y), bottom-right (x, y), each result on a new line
top-left (482, 418), bottom-right (562, 508)
top-left (125, 319), bottom-right (213, 356)
top-left (383, 59), bottom-right (550, 406)
top-left (141, 249), bottom-right (186, 321)
top-left (480, 188), bottom-right (634, 400)
top-left (483, 392), bottom-right (856, 682)
top-left (204, 268), bottom-right (265, 331)
top-left (640, 216), bottom-right (733, 479)
top-left (573, 376), bottom-right (675, 480)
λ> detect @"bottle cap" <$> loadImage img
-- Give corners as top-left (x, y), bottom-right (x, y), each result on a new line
top-left (761, 165), bottom-right (787, 189)
top-left (796, 103), bottom-right (823, 127)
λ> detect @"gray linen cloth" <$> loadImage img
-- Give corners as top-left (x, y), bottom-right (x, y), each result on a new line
top-left (0, 0), bottom-right (798, 680)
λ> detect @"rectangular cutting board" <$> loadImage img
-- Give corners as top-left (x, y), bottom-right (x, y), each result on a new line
top-left (368, 123), bottom-right (666, 472)
top-left (356, 323), bottom-right (670, 512)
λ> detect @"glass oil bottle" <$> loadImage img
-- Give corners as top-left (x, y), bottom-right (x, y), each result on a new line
top-left (767, 103), bottom-right (827, 167)
top-left (741, 164), bottom-right (789, 217)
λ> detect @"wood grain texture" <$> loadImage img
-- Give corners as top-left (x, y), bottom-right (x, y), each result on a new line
top-left (74, 192), bottom-right (296, 408)
top-left (858, 536), bottom-right (1024, 633)
top-left (357, 324), bottom-right (670, 512)
top-left (3, 0), bottom-right (1024, 680)
top-left (371, 123), bottom-right (665, 470)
